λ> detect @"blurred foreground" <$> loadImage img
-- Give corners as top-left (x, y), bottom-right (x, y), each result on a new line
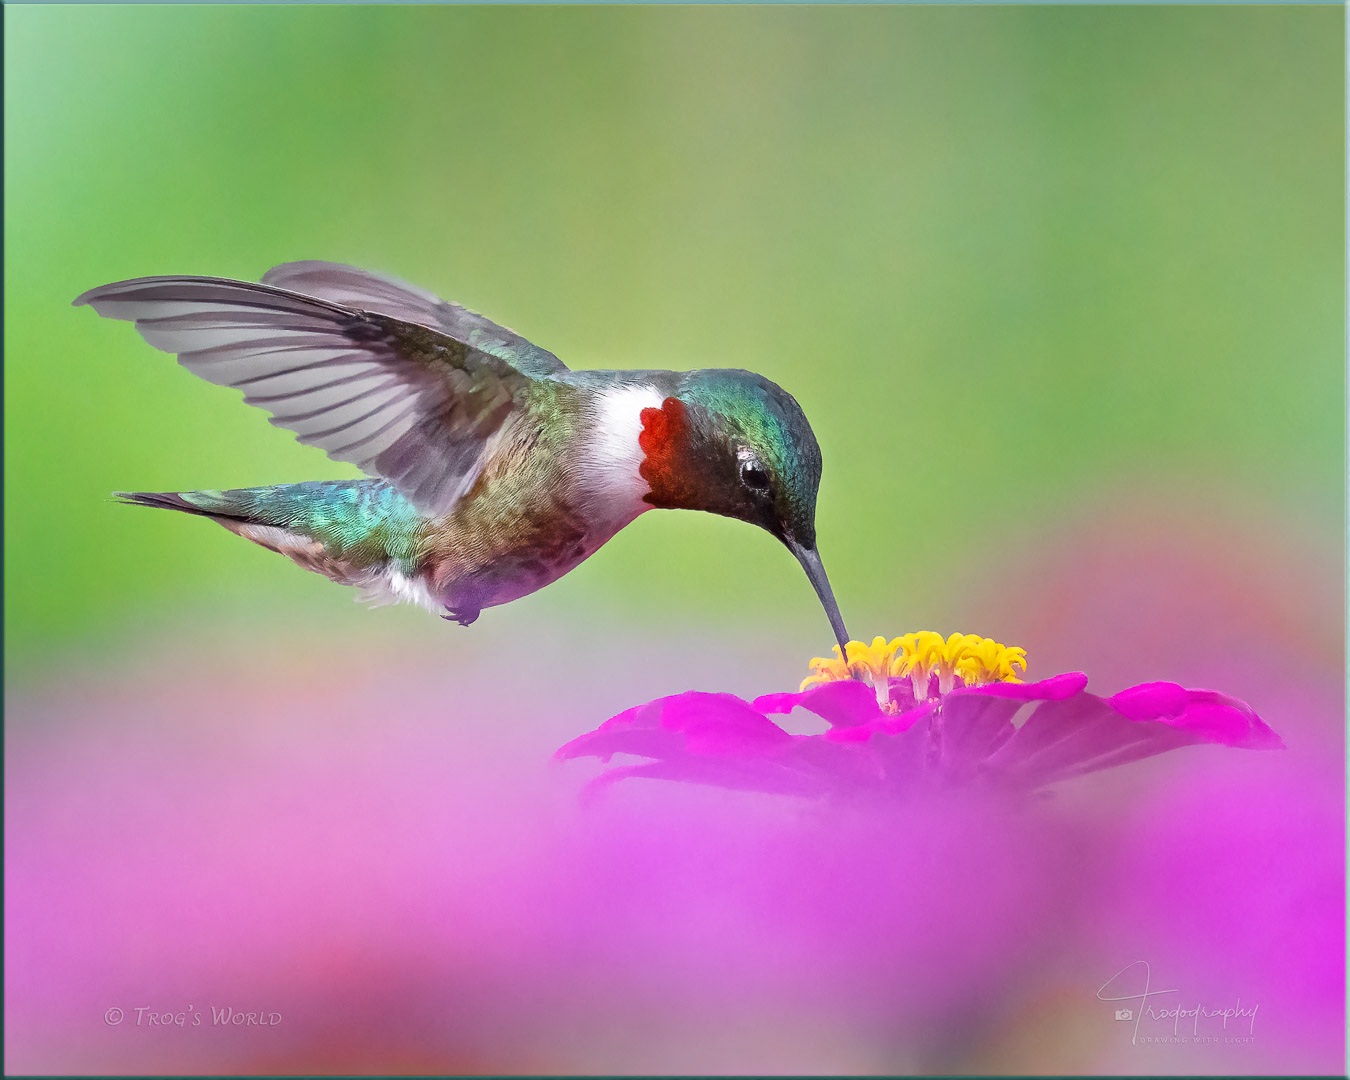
top-left (6, 493), bottom-right (1343, 1076)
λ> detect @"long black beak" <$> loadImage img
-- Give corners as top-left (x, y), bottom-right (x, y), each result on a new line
top-left (788, 541), bottom-right (851, 654)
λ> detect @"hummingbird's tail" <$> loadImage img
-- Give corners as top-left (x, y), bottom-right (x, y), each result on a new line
top-left (113, 482), bottom-right (437, 611)
top-left (114, 489), bottom-right (253, 520)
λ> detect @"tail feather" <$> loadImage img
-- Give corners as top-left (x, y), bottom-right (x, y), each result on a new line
top-left (111, 482), bottom-right (437, 612)
top-left (113, 489), bottom-right (248, 521)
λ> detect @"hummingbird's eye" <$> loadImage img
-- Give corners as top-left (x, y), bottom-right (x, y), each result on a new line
top-left (740, 461), bottom-right (771, 492)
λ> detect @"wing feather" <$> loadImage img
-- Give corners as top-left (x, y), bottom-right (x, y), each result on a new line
top-left (75, 274), bottom-right (547, 517)
top-left (261, 260), bottom-right (568, 378)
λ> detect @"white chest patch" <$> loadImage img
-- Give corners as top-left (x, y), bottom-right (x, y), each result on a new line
top-left (357, 567), bottom-right (442, 613)
top-left (583, 383), bottom-right (665, 518)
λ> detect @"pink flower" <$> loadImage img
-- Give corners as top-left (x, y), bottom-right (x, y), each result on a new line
top-left (5, 622), bottom-right (1332, 1075)
top-left (558, 632), bottom-right (1282, 799)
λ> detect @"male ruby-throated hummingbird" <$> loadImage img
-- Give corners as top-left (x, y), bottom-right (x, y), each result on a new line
top-left (77, 261), bottom-right (851, 650)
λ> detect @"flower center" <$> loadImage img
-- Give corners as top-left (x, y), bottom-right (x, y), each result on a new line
top-left (800, 632), bottom-right (1028, 713)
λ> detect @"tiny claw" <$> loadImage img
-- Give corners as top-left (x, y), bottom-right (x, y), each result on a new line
top-left (441, 606), bottom-right (480, 627)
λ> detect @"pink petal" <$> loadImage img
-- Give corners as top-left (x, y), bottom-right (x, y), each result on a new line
top-left (663, 692), bottom-right (795, 756)
top-left (753, 680), bottom-right (882, 728)
top-left (927, 695), bottom-right (1022, 779)
top-left (958, 672), bottom-right (1089, 701)
top-left (831, 698), bottom-right (936, 741)
top-left (982, 693), bottom-right (1199, 787)
top-left (1108, 681), bottom-right (1285, 749)
top-left (555, 699), bottom-right (679, 763)
top-left (557, 691), bottom-right (792, 764)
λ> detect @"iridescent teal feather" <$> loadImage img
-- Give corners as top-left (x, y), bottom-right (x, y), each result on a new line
top-left (119, 482), bottom-right (426, 576)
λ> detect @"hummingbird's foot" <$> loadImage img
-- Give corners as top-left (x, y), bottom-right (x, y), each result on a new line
top-left (441, 605), bottom-right (480, 627)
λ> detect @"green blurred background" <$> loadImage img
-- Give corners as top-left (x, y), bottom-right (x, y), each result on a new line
top-left (4, 4), bottom-right (1342, 675)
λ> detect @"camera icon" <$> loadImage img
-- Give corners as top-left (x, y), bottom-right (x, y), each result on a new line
top-left (1114, 1009), bottom-right (1133, 1021)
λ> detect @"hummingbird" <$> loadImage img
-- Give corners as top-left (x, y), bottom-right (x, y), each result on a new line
top-left (76, 261), bottom-right (851, 650)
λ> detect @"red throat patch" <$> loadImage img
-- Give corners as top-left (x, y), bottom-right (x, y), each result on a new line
top-left (638, 397), bottom-right (693, 507)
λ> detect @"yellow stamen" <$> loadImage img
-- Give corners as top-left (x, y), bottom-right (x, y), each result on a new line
top-left (800, 631), bottom-right (1027, 713)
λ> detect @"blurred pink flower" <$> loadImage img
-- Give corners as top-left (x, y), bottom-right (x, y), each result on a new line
top-left (4, 619), bottom-right (1337, 1076)
top-left (558, 632), bottom-right (1282, 800)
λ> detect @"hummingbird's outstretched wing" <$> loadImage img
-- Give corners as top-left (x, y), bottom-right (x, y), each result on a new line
top-left (75, 275), bottom-right (559, 518)
top-left (259, 261), bottom-right (567, 379)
